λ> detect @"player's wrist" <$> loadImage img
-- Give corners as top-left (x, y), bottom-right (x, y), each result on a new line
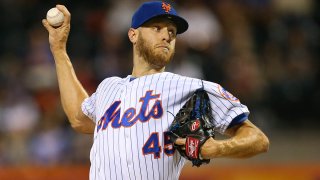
top-left (50, 45), bottom-right (67, 56)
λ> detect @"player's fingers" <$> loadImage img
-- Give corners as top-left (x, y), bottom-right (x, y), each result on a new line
top-left (42, 19), bottom-right (54, 32)
top-left (175, 138), bottom-right (186, 145)
top-left (56, 4), bottom-right (71, 24)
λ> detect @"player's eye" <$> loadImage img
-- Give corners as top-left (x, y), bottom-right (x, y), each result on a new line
top-left (168, 30), bottom-right (176, 38)
top-left (153, 26), bottom-right (161, 32)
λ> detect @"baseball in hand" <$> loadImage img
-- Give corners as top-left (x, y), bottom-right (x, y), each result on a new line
top-left (46, 7), bottom-right (64, 27)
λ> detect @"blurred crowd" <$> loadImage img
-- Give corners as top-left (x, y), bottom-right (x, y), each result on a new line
top-left (0, 0), bottom-right (319, 165)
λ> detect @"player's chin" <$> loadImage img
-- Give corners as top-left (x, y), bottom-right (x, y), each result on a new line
top-left (152, 50), bottom-right (174, 66)
top-left (160, 50), bottom-right (174, 59)
top-left (159, 55), bottom-right (172, 65)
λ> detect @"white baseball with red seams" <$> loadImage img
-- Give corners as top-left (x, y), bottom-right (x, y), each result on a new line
top-left (46, 7), bottom-right (64, 27)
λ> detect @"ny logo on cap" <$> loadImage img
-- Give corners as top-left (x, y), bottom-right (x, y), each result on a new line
top-left (162, 2), bottom-right (171, 13)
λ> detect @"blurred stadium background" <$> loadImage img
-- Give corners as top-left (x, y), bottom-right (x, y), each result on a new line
top-left (0, 0), bottom-right (319, 179)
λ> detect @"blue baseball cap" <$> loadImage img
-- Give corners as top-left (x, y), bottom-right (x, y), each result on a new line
top-left (131, 1), bottom-right (189, 34)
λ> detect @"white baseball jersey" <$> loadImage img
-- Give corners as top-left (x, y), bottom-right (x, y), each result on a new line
top-left (82, 72), bottom-right (249, 180)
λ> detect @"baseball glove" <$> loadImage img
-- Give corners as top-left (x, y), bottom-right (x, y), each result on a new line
top-left (168, 88), bottom-right (215, 167)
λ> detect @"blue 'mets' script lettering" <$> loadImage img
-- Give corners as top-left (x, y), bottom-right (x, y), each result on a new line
top-left (97, 91), bottom-right (163, 132)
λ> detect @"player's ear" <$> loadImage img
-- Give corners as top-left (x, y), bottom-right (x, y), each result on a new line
top-left (128, 28), bottom-right (138, 44)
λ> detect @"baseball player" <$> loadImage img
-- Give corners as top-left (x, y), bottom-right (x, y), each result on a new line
top-left (42, 1), bottom-right (269, 180)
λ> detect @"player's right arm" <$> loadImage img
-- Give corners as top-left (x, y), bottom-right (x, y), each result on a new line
top-left (42, 5), bottom-right (95, 134)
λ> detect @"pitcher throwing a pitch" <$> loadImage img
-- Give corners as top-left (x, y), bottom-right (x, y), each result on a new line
top-left (42, 1), bottom-right (269, 179)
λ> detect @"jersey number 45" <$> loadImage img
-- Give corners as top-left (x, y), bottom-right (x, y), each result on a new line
top-left (142, 131), bottom-right (175, 159)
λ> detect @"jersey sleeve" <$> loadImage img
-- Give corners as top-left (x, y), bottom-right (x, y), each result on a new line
top-left (81, 92), bottom-right (97, 122)
top-left (203, 81), bottom-right (250, 134)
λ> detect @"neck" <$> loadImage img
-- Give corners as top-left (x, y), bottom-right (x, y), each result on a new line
top-left (131, 56), bottom-right (165, 78)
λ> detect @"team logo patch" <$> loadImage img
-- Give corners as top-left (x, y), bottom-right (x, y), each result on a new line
top-left (218, 85), bottom-right (239, 102)
top-left (162, 2), bottom-right (171, 13)
top-left (190, 119), bottom-right (200, 132)
top-left (186, 137), bottom-right (199, 159)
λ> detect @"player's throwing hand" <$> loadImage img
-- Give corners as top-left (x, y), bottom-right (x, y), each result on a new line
top-left (42, 5), bottom-right (71, 51)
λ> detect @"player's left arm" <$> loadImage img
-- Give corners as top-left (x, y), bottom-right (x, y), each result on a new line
top-left (200, 119), bottom-right (269, 159)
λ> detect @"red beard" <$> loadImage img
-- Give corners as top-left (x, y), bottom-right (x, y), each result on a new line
top-left (136, 35), bottom-right (174, 70)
